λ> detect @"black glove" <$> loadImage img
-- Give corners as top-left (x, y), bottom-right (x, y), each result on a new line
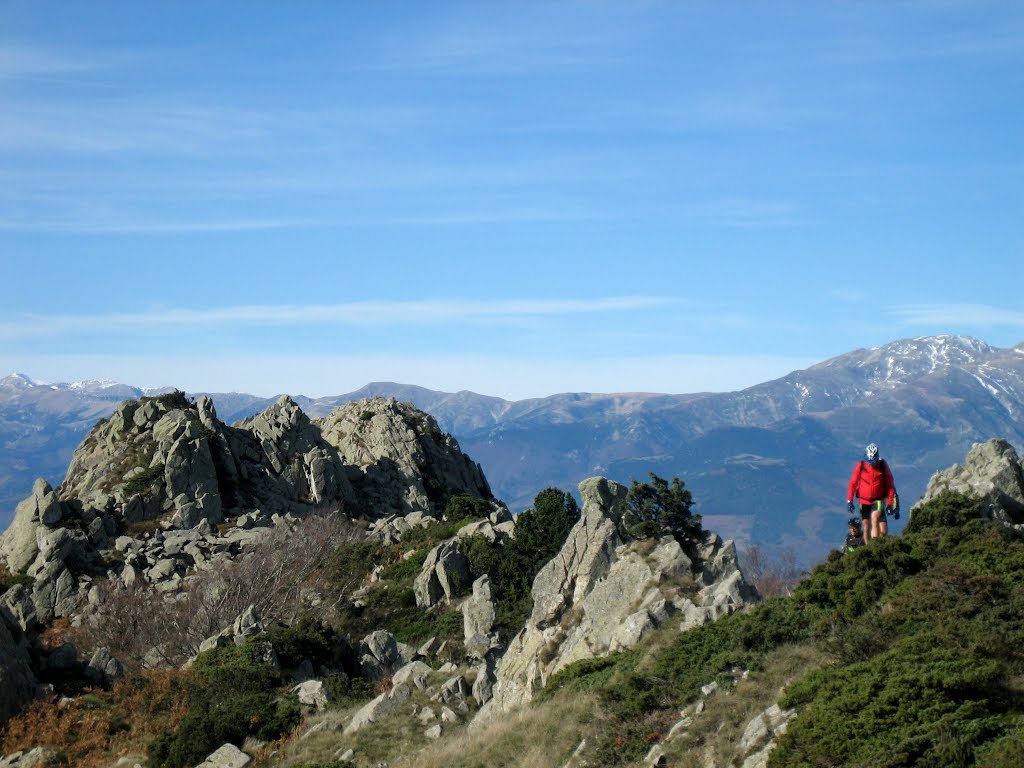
top-left (885, 505), bottom-right (894, 518)
top-left (848, 500), bottom-right (855, 514)
top-left (892, 508), bottom-right (900, 520)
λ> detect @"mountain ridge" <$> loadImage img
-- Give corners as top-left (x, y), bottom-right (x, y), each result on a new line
top-left (4, 334), bottom-right (1024, 560)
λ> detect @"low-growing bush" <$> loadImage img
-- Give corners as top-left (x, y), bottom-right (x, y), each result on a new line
top-left (906, 490), bottom-right (986, 534)
top-left (443, 494), bottom-right (493, 520)
top-left (0, 563), bottom-right (33, 595)
top-left (146, 642), bottom-right (301, 768)
top-left (265, 617), bottom-right (338, 670)
top-left (123, 463), bottom-right (164, 495)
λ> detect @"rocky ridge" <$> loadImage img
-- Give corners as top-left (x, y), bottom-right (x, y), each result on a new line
top-left (0, 391), bottom-right (498, 726)
top-left (913, 437), bottom-right (1024, 528)
top-left (476, 476), bottom-right (757, 722)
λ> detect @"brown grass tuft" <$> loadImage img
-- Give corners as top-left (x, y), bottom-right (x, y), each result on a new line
top-left (0, 670), bottom-right (191, 768)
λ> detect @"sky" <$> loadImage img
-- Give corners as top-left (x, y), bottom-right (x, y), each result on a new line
top-left (1, 1), bottom-right (1022, 400)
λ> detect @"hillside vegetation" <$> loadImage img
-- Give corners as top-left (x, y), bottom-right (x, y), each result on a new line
top-left (3, 387), bottom-right (1023, 768)
top-left (247, 487), bottom-right (1024, 768)
top-left (512, 490), bottom-right (1024, 767)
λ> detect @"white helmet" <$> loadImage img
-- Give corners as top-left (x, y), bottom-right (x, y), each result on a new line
top-left (865, 443), bottom-right (879, 461)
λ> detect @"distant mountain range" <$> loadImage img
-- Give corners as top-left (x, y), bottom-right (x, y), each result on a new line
top-left (3, 335), bottom-right (1024, 561)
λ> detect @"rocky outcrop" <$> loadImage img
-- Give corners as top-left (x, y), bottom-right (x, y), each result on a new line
top-left (462, 575), bottom-right (498, 661)
top-left (915, 438), bottom-right (1024, 524)
top-left (476, 476), bottom-right (758, 723)
top-left (359, 630), bottom-right (416, 680)
top-left (0, 480), bottom-right (60, 573)
top-left (738, 703), bottom-right (797, 768)
top-left (413, 540), bottom-right (471, 608)
top-left (0, 748), bottom-right (59, 768)
top-left (344, 682), bottom-right (412, 735)
top-left (1, 392), bottom-right (496, 643)
top-left (317, 398), bottom-right (492, 519)
top-left (194, 743), bottom-right (251, 768)
top-left (231, 396), bottom-right (354, 513)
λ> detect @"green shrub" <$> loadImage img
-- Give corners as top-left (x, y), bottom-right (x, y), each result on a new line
top-left (123, 463), bottom-right (165, 495)
top-left (906, 490), bottom-right (986, 534)
top-left (145, 642), bottom-right (300, 768)
top-left (398, 516), bottom-right (475, 550)
top-left (0, 569), bottom-right (34, 596)
top-left (264, 617), bottom-right (337, 670)
top-left (620, 473), bottom-right (702, 554)
top-left (379, 548), bottom-right (429, 581)
top-left (323, 673), bottom-right (375, 706)
top-left (327, 540), bottom-right (391, 586)
top-left (150, 389), bottom-right (194, 411)
top-left (444, 494), bottom-right (493, 520)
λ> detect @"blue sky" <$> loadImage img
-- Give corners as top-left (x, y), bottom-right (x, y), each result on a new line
top-left (1, 1), bottom-right (1022, 399)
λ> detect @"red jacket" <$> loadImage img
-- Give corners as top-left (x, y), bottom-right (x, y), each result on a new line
top-left (848, 459), bottom-right (896, 505)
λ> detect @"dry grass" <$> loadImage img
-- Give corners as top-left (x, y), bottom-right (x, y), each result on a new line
top-left (264, 671), bottom-right (605, 768)
top-left (392, 692), bottom-right (603, 768)
top-left (0, 670), bottom-right (190, 768)
top-left (661, 643), bottom-right (826, 768)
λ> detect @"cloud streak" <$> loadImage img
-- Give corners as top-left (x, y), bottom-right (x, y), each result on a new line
top-left (0, 297), bottom-right (677, 339)
top-left (893, 303), bottom-right (1024, 328)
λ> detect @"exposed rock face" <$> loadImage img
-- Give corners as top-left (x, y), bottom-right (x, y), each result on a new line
top-left (292, 679), bottom-right (330, 709)
top-left (0, 747), bottom-right (59, 768)
top-left (194, 743), bottom-right (251, 767)
top-left (0, 618), bottom-right (35, 723)
top-left (0, 479), bottom-right (60, 574)
top-left (738, 703), bottom-right (797, 768)
top-left (413, 540), bottom-right (471, 608)
top-left (463, 575), bottom-right (498, 661)
top-left (476, 476), bottom-right (758, 723)
top-left (317, 398), bottom-right (492, 518)
top-left (359, 630), bottom-right (416, 680)
top-left (915, 438), bottom-right (1024, 524)
top-left (344, 682), bottom-right (412, 734)
top-left (1, 392), bottom-right (494, 644)
top-left (232, 396), bottom-right (353, 512)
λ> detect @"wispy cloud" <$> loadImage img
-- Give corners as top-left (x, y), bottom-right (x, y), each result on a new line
top-left (684, 197), bottom-right (804, 228)
top-left (831, 290), bottom-right (866, 304)
top-left (0, 297), bottom-right (677, 339)
top-left (893, 303), bottom-right (1024, 327)
top-left (0, 41), bottom-right (96, 78)
top-left (0, 204), bottom-right (598, 234)
top-left (361, 10), bottom-right (627, 76)
top-left (0, 100), bottom-right (280, 155)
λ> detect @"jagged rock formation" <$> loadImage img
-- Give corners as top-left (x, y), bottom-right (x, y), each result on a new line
top-left (317, 397), bottom-right (492, 519)
top-left (476, 476), bottom-right (758, 722)
top-left (0, 748), bottom-right (59, 768)
top-left (0, 392), bottom-right (495, 728)
top-left (195, 743), bottom-right (251, 767)
top-left (413, 539), bottom-right (471, 608)
top-left (915, 438), bottom-right (1024, 525)
top-left (462, 575), bottom-right (498, 661)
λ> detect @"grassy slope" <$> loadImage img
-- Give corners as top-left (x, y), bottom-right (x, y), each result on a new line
top-left (7, 490), bottom-right (1023, 768)
top-left (523, 490), bottom-right (1024, 768)
top-left (266, 489), bottom-right (1024, 768)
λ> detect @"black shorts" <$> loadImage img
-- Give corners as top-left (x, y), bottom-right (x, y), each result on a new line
top-left (859, 500), bottom-right (886, 520)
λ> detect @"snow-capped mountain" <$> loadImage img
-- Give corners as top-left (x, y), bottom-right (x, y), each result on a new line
top-left (3, 335), bottom-right (1023, 561)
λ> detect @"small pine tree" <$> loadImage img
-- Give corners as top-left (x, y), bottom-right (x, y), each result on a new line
top-left (620, 473), bottom-right (702, 549)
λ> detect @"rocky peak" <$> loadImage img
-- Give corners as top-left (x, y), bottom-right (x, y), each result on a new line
top-left (0, 373), bottom-right (38, 391)
top-left (475, 476), bottom-right (757, 723)
top-left (317, 397), bottom-right (492, 518)
top-left (915, 438), bottom-right (1024, 524)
